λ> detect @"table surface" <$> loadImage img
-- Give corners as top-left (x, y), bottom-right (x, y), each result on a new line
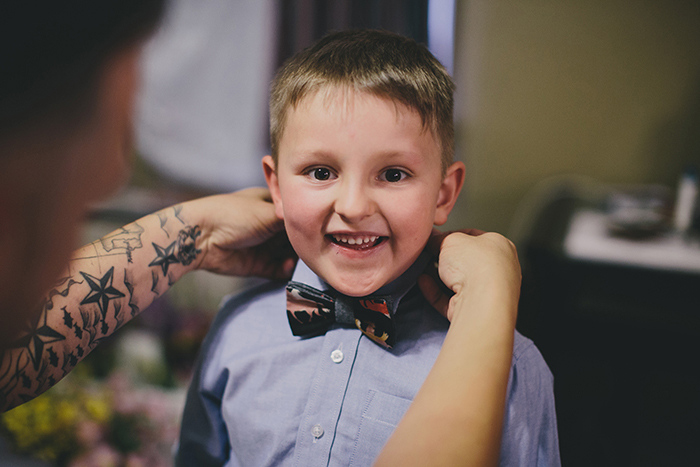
top-left (564, 209), bottom-right (700, 274)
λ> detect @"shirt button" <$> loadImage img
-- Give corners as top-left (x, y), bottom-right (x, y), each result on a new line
top-left (330, 349), bottom-right (344, 363)
top-left (311, 424), bottom-right (324, 439)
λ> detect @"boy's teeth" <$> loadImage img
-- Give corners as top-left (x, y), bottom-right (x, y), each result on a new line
top-left (333, 235), bottom-right (379, 245)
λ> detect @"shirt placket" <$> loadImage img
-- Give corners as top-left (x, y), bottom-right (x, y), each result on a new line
top-left (292, 327), bottom-right (362, 467)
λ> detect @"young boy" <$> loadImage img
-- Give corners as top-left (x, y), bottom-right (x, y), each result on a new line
top-left (177, 30), bottom-right (560, 466)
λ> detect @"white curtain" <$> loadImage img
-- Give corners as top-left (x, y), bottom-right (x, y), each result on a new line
top-left (135, 0), bottom-right (277, 191)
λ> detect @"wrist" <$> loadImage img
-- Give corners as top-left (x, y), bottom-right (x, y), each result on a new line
top-left (449, 277), bottom-right (519, 332)
top-left (169, 198), bottom-right (212, 273)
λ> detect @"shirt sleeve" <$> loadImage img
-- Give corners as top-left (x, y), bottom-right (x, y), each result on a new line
top-left (499, 334), bottom-right (561, 467)
top-left (175, 319), bottom-right (232, 467)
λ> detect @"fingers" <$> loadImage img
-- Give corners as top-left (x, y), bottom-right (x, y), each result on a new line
top-left (246, 190), bottom-right (285, 237)
top-left (418, 274), bottom-right (451, 320)
top-left (281, 257), bottom-right (297, 279)
top-left (236, 186), bottom-right (272, 201)
top-left (425, 229), bottom-right (445, 255)
top-left (272, 235), bottom-right (298, 279)
top-left (264, 215), bottom-right (287, 236)
top-left (425, 228), bottom-right (487, 255)
top-left (260, 231), bottom-right (298, 280)
top-left (253, 254), bottom-right (297, 281)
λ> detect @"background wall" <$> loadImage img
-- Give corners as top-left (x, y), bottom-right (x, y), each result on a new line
top-left (449, 0), bottom-right (700, 235)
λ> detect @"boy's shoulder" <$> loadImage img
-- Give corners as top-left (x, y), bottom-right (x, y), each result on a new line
top-left (218, 279), bottom-right (286, 318)
top-left (207, 279), bottom-right (286, 330)
top-left (198, 279), bottom-right (290, 358)
top-left (510, 331), bottom-right (555, 390)
top-left (502, 332), bottom-right (560, 466)
top-left (513, 331), bottom-right (551, 369)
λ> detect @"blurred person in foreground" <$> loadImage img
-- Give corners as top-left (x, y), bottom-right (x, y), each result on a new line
top-left (0, 2), bottom-right (523, 465)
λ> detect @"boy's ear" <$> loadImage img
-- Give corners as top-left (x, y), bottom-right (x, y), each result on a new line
top-left (433, 161), bottom-right (466, 226)
top-left (262, 155), bottom-right (284, 220)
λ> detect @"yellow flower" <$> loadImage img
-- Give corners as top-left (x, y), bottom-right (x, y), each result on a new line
top-left (85, 394), bottom-right (112, 423)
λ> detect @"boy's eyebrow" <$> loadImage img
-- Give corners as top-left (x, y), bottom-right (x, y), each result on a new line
top-left (286, 150), bottom-right (335, 162)
top-left (282, 150), bottom-right (336, 170)
top-left (285, 148), bottom-right (434, 168)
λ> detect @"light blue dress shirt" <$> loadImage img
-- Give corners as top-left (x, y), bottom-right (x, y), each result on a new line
top-left (177, 259), bottom-right (560, 466)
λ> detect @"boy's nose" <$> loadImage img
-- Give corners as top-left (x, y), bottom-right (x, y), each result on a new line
top-left (333, 180), bottom-right (376, 222)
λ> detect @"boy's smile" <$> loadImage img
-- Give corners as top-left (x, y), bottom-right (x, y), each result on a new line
top-left (264, 88), bottom-right (464, 297)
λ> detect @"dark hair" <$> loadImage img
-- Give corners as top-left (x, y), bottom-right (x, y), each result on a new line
top-left (270, 29), bottom-right (455, 172)
top-left (0, 0), bottom-right (166, 138)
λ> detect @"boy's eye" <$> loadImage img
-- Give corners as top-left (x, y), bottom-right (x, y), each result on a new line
top-left (381, 168), bottom-right (408, 183)
top-left (310, 167), bottom-right (333, 180)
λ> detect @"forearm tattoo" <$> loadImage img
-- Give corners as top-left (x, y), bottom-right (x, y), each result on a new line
top-left (0, 205), bottom-right (204, 411)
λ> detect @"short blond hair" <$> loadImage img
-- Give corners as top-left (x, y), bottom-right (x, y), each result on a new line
top-left (269, 29), bottom-right (455, 172)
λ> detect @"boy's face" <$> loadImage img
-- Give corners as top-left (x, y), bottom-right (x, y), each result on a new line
top-left (264, 89), bottom-right (464, 297)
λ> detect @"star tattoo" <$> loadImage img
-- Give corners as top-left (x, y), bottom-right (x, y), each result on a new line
top-left (148, 241), bottom-right (178, 276)
top-left (8, 310), bottom-right (66, 371)
top-left (80, 267), bottom-right (125, 319)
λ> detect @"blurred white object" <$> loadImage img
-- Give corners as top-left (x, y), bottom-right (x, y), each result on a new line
top-left (136, 0), bottom-right (277, 191)
top-left (565, 210), bottom-right (700, 273)
top-left (673, 167), bottom-right (698, 233)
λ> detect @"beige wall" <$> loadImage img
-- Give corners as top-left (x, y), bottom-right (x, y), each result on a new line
top-left (448, 0), bottom-right (700, 234)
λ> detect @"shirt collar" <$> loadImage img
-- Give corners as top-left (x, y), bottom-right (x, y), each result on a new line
top-left (290, 250), bottom-right (432, 316)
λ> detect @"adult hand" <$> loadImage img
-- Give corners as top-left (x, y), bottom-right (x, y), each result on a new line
top-left (187, 188), bottom-right (297, 280)
top-left (380, 229), bottom-right (521, 467)
top-left (419, 229), bottom-right (521, 322)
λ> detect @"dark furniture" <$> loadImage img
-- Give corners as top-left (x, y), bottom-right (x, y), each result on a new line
top-left (518, 191), bottom-right (700, 467)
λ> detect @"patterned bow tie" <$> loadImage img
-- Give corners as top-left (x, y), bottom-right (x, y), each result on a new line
top-left (286, 281), bottom-right (395, 349)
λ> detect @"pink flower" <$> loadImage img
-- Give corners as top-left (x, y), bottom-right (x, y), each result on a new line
top-left (124, 453), bottom-right (148, 467)
top-left (69, 443), bottom-right (121, 467)
top-left (76, 419), bottom-right (104, 448)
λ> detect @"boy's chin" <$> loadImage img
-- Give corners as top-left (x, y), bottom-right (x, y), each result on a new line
top-left (324, 273), bottom-right (393, 298)
top-left (332, 284), bottom-right (383, 298)
top-left (314, 259), bottom-right (421, 298)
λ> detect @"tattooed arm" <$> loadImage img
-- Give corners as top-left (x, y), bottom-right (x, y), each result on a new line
top-left (0, 188), bottom-right (295, 411)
